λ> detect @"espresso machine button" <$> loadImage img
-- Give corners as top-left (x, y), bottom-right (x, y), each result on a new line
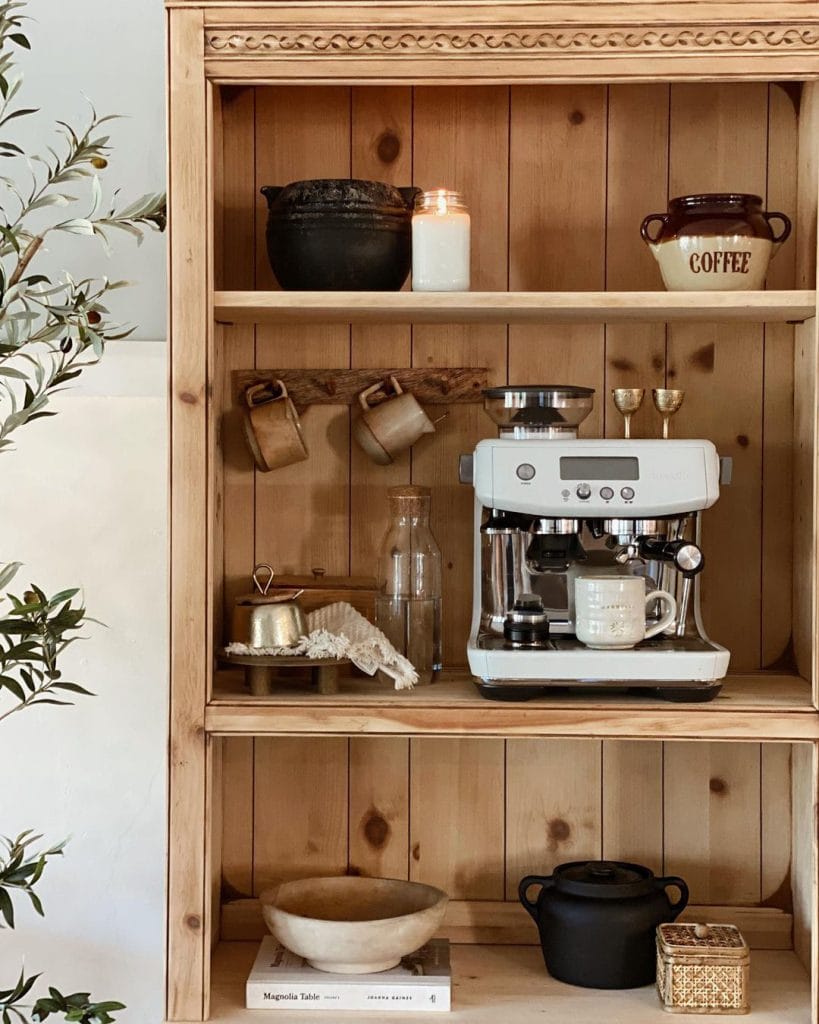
top-left (516, 462), bottom-right (536, 481)
top-left (600, 486), bottom-right (614, 500)
top-left (576, 483), bottom-right (592, 500)
top-left (620, 486), bottom-right (635, 500)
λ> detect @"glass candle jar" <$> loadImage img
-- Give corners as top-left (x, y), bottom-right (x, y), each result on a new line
top-left (411, 189), bottom-right (471, 291)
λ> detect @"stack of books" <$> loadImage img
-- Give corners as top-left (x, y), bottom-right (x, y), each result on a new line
top-left (246, 936), bottom-right (452, 1012)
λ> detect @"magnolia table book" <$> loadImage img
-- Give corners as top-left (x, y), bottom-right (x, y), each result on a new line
top-left (246, 937), bottom-right (451, 1012)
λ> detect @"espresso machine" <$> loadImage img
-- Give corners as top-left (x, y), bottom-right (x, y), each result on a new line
top-left (460, 385), bottom-right (730, 701)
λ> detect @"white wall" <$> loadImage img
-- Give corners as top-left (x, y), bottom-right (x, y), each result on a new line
top-left (2, 1), bottom-right (167, 1022)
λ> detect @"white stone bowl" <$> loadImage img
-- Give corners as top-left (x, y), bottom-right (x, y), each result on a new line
top-left (260, 876), bottom-right (449, 974)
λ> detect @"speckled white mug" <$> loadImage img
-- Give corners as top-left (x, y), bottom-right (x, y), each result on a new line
top-left (574, 576), bottom-right (676, 650)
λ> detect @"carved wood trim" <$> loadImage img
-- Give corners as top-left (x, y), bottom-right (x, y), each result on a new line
top-left (206, 24), bottom-right (819, 59)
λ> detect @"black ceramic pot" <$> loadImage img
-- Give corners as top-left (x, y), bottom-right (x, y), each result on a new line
top-left (261, 179), bottom-right (420, 291)
top-left (519, 860), bottom-right (689, 989)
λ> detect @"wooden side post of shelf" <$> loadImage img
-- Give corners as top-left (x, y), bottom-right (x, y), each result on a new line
top-left (167, 6), bottom-right (210, 1021)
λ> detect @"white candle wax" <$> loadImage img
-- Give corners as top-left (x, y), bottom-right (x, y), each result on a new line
top-left (412, 207), bottom-right (471, 291)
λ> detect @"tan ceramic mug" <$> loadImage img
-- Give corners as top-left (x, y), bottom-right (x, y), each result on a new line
top-left (353, 375), bottom-right (435, 465)
top-left (242, 380), bottom-right (309, 472)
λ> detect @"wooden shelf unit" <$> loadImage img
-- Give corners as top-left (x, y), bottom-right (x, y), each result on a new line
top-left (207, 943), bottom-right (811, 1024)
top-left (214, 289), bottom-right (818, 325)
top-left (208, 670), bottom-right (819, 740)
top-left (167, 2), bottom-right (819, 1023)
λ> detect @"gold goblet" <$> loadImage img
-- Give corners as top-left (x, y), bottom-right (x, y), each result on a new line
top-left (652, 388), bottom-right (685, 439)
top-left (611, 388), bottom-right (645, 439)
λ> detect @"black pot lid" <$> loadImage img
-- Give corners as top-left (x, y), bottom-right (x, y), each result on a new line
top-left (554, 860), bottom-right (655, 899)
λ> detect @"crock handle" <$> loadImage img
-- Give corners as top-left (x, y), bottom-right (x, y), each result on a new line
top-left (260, 185), bottom-right (284, 205)
top-left (657, 875), bottom-right (690, 918)
top-left (518, 875), bottom-right (553, 922)
top-left (764, 211), bottom-right (792, 248)
top-left (640, 214), bottom-right (668, 245)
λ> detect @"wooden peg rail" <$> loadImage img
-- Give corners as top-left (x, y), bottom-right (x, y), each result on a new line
top-left (233, 367), bottom-right (489, 407)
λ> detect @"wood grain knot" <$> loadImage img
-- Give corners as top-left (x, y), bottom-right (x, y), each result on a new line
top-left (179, 391), bottom-right (198, 405)
top-left (185, 914), bottom-right (201, 930)
top-left (692, 342), bottom-right (715, 371)
top-left (447, 561), bottom-right (454, 570)
top-left (547, 817), bottom-right (571, 850)
top-left (412, 842), bottom-right (421, 861)
top-left (736, 434), bottom-right (750, 448)
top-left (709, 776), bottom-right (728, 795)
top-left (610, 357), bottom-right (636, 372)
top-left (363, 809), bottom-right (391, 850)
top-left (652, 355), bottom-right (664, 370)
top-left (376, 130), bottom-right (401, 164)
top-left (306, 840), bottom-right (319, 853)
top-left (568, 109), bottom-right (585, 125)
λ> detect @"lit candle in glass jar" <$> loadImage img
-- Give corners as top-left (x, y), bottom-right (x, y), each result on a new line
top-left (411, 189), bottom-right (471, 291)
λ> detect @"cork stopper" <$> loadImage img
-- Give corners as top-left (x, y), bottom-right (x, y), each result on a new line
top-left (388, 485), bottom-right (431, 516)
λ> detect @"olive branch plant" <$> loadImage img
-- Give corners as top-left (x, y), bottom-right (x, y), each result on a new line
top-left (0, 3), bottom-right (166, 1021)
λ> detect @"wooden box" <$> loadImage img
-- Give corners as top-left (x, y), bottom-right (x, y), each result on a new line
top-left (657, 923), bottom-right (751, 1015)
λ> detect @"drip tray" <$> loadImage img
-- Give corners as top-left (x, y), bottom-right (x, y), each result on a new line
top-left (479, 633), bottom-right (716, 654)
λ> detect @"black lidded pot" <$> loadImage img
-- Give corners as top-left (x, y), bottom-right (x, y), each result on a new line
top-left (519, 860), bottom-right (689, 989)
top-left (261, 179), bottom-right (421, 291)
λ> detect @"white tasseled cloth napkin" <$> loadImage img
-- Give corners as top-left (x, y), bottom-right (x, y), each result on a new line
top-left (225, 601), bottom-right (418, 690)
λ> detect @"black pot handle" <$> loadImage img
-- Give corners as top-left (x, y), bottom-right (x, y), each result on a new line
top-left (398, 186), bottom-right (422, 209)
top-left (518, 875), bottom-right (553, 921)
top-left (657, 875), bottom-right (690, 918)
top-left (260, 185), bottom-right (284, 205)
top-left (764, 211), bottom-right (792, 246)
top-left (640, 213), bottom-right (668, 245)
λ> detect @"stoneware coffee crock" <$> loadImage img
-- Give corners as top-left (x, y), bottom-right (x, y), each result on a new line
top-left (261, 179), bottom-right (421, 290)
top-left (640, 193), bottom-right (791, 291)
top-left (519, 860), bottom-right (689, 989)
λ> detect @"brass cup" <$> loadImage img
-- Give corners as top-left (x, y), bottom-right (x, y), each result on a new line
top-left (652, 388), bottom-right (685, 439)
top-left (611, 388), bottom-right (645, 439)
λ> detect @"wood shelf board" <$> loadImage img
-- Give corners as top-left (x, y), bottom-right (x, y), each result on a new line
top-left (214, 290), bottom-right (817, 326)
top-left (207, 670), bottom-right (819, 740)
top-left (203, 943), bottom-right (811, 1024)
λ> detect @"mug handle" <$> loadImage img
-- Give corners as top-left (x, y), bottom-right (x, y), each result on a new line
top-left (518, 875), bottom-right (553, 922)
top-left (764, 211), bottom-right (792, 248)
top-left (644, 589), bottom-right (677, 640)
top-left (245, 380), bottom-right (286, 409)
top-left (656, 875), bottom-right (690, 918)
top-left (388, 374), bottom-right (404, 396)
top-left (358, 381), bottom-right (386, 412)
top-left (640, 213), bottom-right (668, 245)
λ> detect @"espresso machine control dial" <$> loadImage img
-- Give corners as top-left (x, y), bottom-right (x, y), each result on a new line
top-left (575, 483), bottom-right (592, 500)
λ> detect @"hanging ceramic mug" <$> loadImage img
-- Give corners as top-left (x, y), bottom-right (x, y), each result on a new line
top-left (640, 193), bottom-right (791, 291)
top-left (574, 576), bottom-right (677, 650)
top-left (353, 375), bottom-right (436, 466)
top-left (242, 380), bottom-right (309, 472)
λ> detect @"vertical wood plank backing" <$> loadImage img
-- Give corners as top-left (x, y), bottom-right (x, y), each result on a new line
top-left (664, 742), bottom-right (761, 905)
top-left (411, 86), bottom-right (509, 667)
top-left (254, 87), bottom-right (351, 575)
top-left (509, 85), bottom-right (606, 441)
top-left (350, 87), bottom-right (413, 576)
top-left (219, 87), bottom-right (256, 630)
top-left (668, 83), bottom-right (767, 671)
top-left (221, 738), bottom-right (254, 899)
top-left (167, 8), bottom-right (208, 1020)
top-left (790, 743), bottom-right (818, 1003)
top-left (761, 743), bottom-right (792, 906)
top-left (410, 738), bottom-right (505, 900)
top-left (605, 84), bottom-right (669, 440)
top-left (506, 739), bottom-right (603, 900)
top-left (602, 742), bottom-right (663, 875)
top-left (762, 84), bottom-right (798, 669)
top-left (797, 83), bottom-right (819, 290)
top-left (793, 317), bottom-right (819, 692)
top-left (252, 738), bottom-right (348, 893)
top-left (349, 737), bottom-right (410, 880)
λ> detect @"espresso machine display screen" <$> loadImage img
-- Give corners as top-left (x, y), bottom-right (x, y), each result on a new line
top-left (559, 456), bottom-right (639, 480)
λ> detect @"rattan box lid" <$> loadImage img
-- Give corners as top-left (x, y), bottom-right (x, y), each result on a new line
top-left (658, 923), bottom-right (749, 959)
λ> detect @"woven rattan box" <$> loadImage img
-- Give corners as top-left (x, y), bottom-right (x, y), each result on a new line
top-left (656, 923), bottom-right (750, 1015)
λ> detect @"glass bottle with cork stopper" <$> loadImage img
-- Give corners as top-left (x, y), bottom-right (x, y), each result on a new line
top-left (375, 485), bottom-right (443, 684)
